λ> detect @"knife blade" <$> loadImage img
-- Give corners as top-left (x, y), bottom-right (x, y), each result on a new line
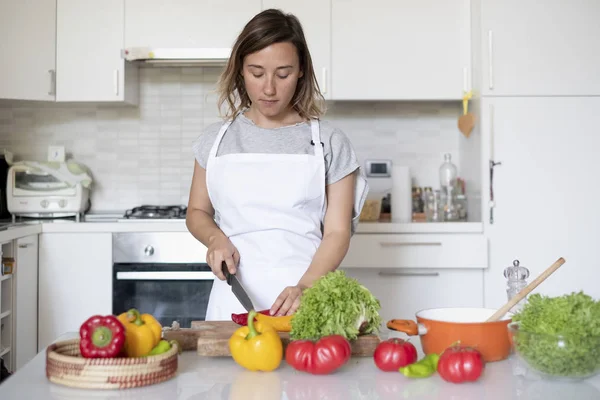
top-left (221, 261), bottom-right (255, 312)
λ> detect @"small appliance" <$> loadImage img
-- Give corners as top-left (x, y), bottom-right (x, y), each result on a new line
top-left (6, 160), bottom-right (92, 221)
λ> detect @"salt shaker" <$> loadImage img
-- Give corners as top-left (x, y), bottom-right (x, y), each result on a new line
top-left (503, 259), bottom-right (530, 312)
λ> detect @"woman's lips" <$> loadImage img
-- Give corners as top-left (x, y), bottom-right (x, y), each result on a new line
top-left (260, 99), bottom-right (278, 106)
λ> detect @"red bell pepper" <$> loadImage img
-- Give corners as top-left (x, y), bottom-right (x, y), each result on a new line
top-left (285, 335), bottom-right (352, 375)
top-left (437, 344), bottom-right (485, 383)
top-left (79, 315), bottom-right (126, 358)
top-left (373, 338), bottom-right (418, 371)
top-left (231, 309), bottom-right (271, 325)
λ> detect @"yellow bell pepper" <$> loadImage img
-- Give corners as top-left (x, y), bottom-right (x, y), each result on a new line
top-left (117, 308), bottom-right (162, 357)
top-left (255, 313), bottom-right (293, 332)
top-left (229, 310), bottom-right (283, 371)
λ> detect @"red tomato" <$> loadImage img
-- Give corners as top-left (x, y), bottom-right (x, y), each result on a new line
top-left (285, 335), bottom-right (352, 375)
top-left (373, 338), bottom-right (418, 371)
top-left (437, 345), bottom-right (485, 383)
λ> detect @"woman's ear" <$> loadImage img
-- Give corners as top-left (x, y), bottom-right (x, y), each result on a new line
top-left (298, 69), bottom-right (304, 79)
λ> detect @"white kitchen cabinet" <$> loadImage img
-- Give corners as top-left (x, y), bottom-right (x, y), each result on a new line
top-left (38, 233), bottom-right (112, 350)
top-left (56, 0), bottom-right (139, 104)
top-left (0, 0), bottom-right (57, 101)
top-left (331, 0), bottom-right (471, 100)
top-left (261, 0), bottom-right (331, 100)
top-left (13, 235), bottom-right (39, 371)
top-left (481, 0), bottom-right (600, 96)
top-left (344, 268), bottom-right (484, 332)
top-left (341, 234), bottom-right (488, 269)
top-left (481, 97), bottom-right (600, 309)
top-left (124, 0), bottom-right (262, 49)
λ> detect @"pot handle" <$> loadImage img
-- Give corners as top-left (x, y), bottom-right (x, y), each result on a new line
top-left (386, 319), bottom-right (427, 336)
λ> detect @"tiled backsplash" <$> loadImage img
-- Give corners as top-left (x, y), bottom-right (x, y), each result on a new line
top-left (0, 67), bottom-right (463, 212)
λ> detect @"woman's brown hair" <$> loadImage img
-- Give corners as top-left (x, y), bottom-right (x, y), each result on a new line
top-left (216, 9), bottom-right (326, 120)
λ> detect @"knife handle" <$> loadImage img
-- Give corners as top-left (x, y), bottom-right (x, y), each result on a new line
top-left (221, 261), bottom-right (232, 285)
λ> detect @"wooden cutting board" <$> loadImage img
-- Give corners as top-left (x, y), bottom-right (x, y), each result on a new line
top-left (163, 321), bottom-right (381, 357)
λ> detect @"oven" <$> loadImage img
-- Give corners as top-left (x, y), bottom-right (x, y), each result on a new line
top-left (112, 231), bottom-right (214, 328)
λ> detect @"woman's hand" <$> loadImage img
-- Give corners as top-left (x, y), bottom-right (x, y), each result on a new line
top-left (207, 234), bottom-right (240, 280)
top-left (270, 285), bottom-right (305, 316)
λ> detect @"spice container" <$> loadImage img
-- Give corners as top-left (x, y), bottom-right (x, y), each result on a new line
top-left (359, 193), bottom-right (383, 222)
top-left (1, 258), bottom-right (14, 275)
top-left (504, 259), bottom-right (530, 312)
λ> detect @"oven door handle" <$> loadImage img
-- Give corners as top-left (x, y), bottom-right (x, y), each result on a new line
top-left (116, 271), bottom-right (215, 280)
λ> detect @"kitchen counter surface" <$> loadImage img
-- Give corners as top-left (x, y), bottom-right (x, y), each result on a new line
top-left (1, 333), bottom-right (599, 400)
top-left (0, 215), bottom-right (484, 238)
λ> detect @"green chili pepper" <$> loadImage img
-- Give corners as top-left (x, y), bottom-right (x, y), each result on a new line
top-left (399, 353), bottom-right (440, 378)
top-left (147, 339), bottom-right (171, 356)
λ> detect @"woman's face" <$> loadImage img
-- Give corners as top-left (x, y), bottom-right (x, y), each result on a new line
top-left (242, 42), bottom-right (303, 119)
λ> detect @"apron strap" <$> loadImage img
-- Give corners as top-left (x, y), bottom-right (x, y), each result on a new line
top-left (310, 119), bottom-right (324, 159)
top-left (208, 120), bottom-right (233, 161)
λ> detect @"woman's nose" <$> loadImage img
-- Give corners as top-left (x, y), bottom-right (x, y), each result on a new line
top-left (263, 77), bottom-right (276, 96)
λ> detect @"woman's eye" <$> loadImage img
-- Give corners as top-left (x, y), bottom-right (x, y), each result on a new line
top-left (252, 74), bottom-right (263, 78)
top-left (277, 75), bottom-right (289, 79)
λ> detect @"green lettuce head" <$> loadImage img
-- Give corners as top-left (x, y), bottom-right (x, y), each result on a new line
top-left (290, 270), bottom-right (382, 341)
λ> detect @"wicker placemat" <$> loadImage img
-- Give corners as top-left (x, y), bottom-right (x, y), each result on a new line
top-left (46, 338), bottom-right (178, 390)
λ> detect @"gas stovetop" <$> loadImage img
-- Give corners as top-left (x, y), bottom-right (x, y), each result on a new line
top-left (122, 205), bottom-right (187, 220)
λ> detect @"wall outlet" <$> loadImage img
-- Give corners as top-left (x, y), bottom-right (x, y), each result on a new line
top-left (48, 145), bottom-right (66, 162)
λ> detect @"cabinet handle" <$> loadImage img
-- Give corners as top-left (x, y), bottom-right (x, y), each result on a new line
top-left (378, 271), bottom-right (440, 277)
top-left (18, 243), bottom-right (32, 248)
top-left (321, 67), bottom-right (327, 94)
top-left (48, 70), bottom-right (55, 95)
top-left (379, 242), bottom-right (442, 247)
top-left (114, 69), bottom-right (119, 96)
top-left (489, 103), bottom-right (502, 225)
top-left (488, 30), bottom-right (494, 90)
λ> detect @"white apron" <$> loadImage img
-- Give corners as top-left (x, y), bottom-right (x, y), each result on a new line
top-left (204, 117), bottom-right (326, 321)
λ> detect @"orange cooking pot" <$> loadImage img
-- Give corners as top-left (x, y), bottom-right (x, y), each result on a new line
top-left (387, 307), bottom-right (513, 363)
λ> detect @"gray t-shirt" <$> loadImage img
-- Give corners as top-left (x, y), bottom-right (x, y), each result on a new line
top-left (192, 113), bottom-right (360, 186)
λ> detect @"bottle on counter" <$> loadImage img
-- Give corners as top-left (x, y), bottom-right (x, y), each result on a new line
top-left (504, 259), bottom-right (530, 313)
top-left (438, 154), bottom-right (459, 221)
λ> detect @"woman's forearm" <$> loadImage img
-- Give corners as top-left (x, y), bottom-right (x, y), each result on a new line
top-left (297, 230), bottom-right (351, 289)
top-left (186, 208), bottom-right (226, 247)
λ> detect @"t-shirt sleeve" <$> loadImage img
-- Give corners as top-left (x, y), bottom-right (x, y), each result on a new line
top-left (324, 127), bottom-right (361, 185)
top-left (191, 122), bottom-right (222, 169)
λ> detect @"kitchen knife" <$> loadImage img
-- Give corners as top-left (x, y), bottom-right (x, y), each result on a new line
top-left (221, 261), bottom-right (255, 312)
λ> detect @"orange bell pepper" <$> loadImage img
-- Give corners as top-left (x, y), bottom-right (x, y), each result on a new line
top-left (255, 313), bottom-right (293, 332)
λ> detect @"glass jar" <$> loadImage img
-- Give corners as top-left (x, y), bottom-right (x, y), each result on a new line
top-left (424, 190), bottom-right (443, 222)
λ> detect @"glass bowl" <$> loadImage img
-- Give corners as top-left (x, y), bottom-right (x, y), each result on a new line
top-left (508, 321), bottom-right (600, 381)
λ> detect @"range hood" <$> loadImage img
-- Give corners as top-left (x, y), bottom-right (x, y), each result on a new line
top-left (122, 47), bottom-right (231, 67)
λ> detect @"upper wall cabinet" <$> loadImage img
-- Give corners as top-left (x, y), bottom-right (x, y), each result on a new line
top-left (261, 1), bottom-right (332, 100)
top-left (0, 0), bottom-right (57, 101)
top-left (124, 0), bottom-right (262, 49)
top-left (56, 0), bottom-right (138, 104)
top-left (331, 0), bottom-right (472, 101)
top-left (481, 0), bottom-right (600, 96)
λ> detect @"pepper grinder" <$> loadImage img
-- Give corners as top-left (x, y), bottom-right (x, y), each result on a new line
top-left (503, 260), bottom-right (530, 313)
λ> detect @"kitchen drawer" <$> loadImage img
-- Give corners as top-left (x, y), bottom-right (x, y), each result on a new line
top-left (341, 234), bottom-right (488, 269)
top-left (343, 268), bottom-right (485, 332)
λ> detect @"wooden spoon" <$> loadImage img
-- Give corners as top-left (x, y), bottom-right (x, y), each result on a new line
top-left (458, 90), bottom-right (475, 138)
top-left (486, 257), bottom-right (566, 322)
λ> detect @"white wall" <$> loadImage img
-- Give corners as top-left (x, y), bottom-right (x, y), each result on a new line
top-left (0, 67), bottom-right (465, 212)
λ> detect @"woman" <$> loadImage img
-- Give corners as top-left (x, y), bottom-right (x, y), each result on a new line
top-left (186, 8), bottom-right (368, 321)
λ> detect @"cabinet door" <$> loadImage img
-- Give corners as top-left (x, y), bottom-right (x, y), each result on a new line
top-left (125, 0), bottom-right (262, 48)
top-left (481, 0), bottom-right (600, 96)
top-left (14, 235), bottom-right (38, 370)
top-left (482, 97), bottom-right (600, 309)
top-left (38, 233), bottom-right (112, 350)
top-left (261, 0), bottom-right (331, 99)
top-left (344, 268), bottom-right (484, 335)
top-left (56, 0), bottom-right (138, 103)
top-left (0, 0), bottom-right (56, 101)
top-left (331, 0), bottom-right (471, 100)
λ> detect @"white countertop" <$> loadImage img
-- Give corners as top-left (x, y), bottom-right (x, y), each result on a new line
top-left (1, 333), bottom-right (600, 399)
top-left (0, 215), bottom-right (483, 243)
